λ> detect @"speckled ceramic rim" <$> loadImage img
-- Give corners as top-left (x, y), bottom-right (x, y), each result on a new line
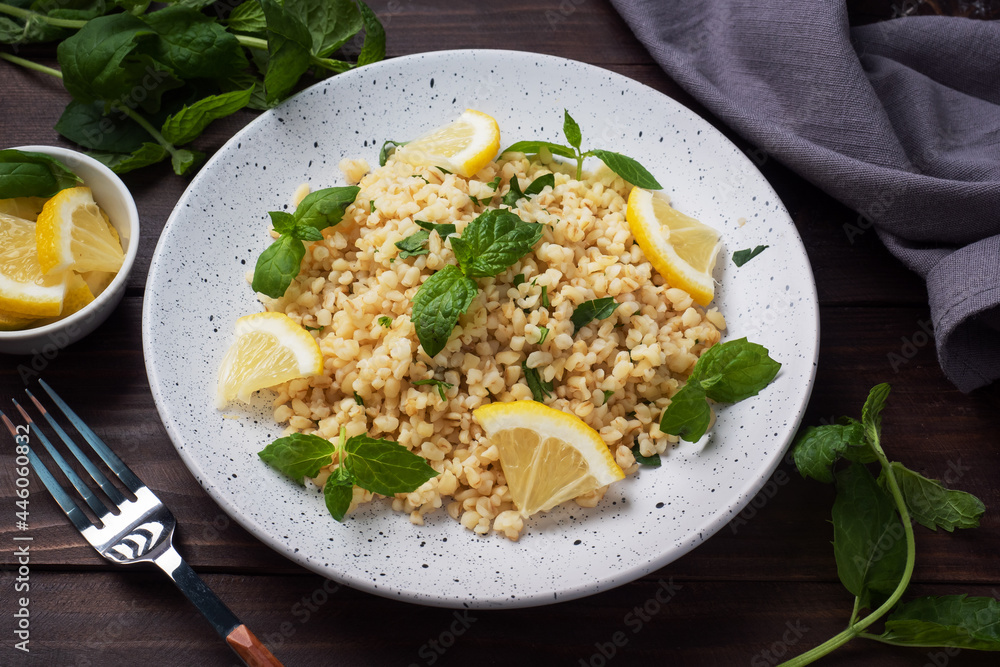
top-left (0, 145), bottom-right (139, 354)
top-left (144, 49), bottom-right (819, 609)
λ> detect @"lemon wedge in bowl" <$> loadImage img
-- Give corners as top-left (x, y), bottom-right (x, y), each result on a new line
top-left (0, 211), bottom-right (68, 317)
top-left (216, 312), bottom-right (324, 409)
top-left (393, 109), bottom-right (500, 178)
top-left (473, 401), bottom-right (625, 518)
top-left (626, 187), bottom-right (721, 306)
top-left (36, 186), bottom-right (125, 275)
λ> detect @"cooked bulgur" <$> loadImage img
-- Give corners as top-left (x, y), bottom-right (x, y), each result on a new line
top-left (260, 151), bottom-right (725, 540)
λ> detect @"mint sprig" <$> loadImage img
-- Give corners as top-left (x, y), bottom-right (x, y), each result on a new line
top-left (411, 209), bottom-right (543, 357)
top-left (570, 297), bottom-right (618, 335)
top-left (773, 384), bottom-right (993, 664)
top-left (501, 110), bottom-right (662, 188)
top-left (659, 338), bottom-right (780, 442)
top-left (259, 427), bottom-right (438, 523)
top-left (251, 186), bottom-right (359, 298)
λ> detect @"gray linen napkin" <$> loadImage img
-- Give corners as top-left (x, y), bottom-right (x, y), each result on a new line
top-left (610, 0), bottom-right (1000, 392)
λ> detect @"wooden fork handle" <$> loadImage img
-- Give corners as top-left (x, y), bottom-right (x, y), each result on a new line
top-left (227, 624), bottom-right (284, 667)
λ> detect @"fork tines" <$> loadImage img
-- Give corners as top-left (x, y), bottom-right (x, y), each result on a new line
top-left (1, 379), bottom-right (141, 530)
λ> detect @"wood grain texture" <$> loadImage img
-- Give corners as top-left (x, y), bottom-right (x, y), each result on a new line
top-left (2, 0), bottom-right (1000, 665)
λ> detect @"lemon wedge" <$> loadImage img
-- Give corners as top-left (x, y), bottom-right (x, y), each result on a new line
top-left (473, 401), bottom-right (624, 517)
top-left (0, 308), bottom-right (37, 331)
top-left (0, 196), bottom-right (47, 221)
top-left (0, 212), bottom-right (68, 317)
top-left (216, 312), bottom-right (324, 409)
top-left (393, 109), bottom-right (500, 178)
top-left (36, 186), bottom-right (124, 275)
top-left (626, 187), bottom-right (721, 306)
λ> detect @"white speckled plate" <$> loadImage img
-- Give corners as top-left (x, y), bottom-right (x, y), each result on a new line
top-left (143, 49), bottom-right (818, 609)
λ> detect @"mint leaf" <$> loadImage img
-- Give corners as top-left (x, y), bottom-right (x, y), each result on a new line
top-left (353, 391), bottom-right (364, 406)
top-left (501, 174), bottom-right (524, 208)
top-left (293, 186), bottom-right (359, 230)
top-left (343, 435), bottom-right (438, 496)
top-left (793, 421), bottom-right (872, 484)
top-left (377, 316), bottom-right (392, 328)
top-left (252, 234), bottom-right (305, 298)
top-left (501, 140), bottom-right (576, 159)
top-left (269, 211), bottom-right (296, 235)
top-left (876, 595), bottom-right (1000, 650)
top-left (323, 465), bottom-right (354, 522)
top-left (563, 109), bottom-right (582, 149)
top-left (487, 176), bottom-right (502, 191)
top-left (87, 143), bottom-right (169, 175)
top-left (540, 285), bottom-right (549, 308)
top-left (571, 297), bottom-right (618, 334)
top-left (862, 383), bottom-right (891, 449)
top-left (689, 338), bottom-right (781, 403)
top-left (413, 378), bottom-right (453, 401)
top-left (55, 101), bottom-right (149, 153)
top-left (522, 362), bottom-right (553, 402)
top-left (411, 264), bottom-right (479, 357)
top-left (0, 149), bottom-right (82, 198)
top-left (732, 245), bottom-right (769, 267)
top-left (883, 462), bottom-right (985, 532)
top-left (160, 87), bottom-right (254, 146)
top-left (395, 230), bottom-right (430, 258)
top-left (832, 462), bottom-right (907, 610)
top-left (143, 6), bottom-right (247, 81)
top-left (292, 224), bottom-right (323, 242)
top-left (171, 148), bottom-right (204, 176)
top-left (449, 209), bottom-right (543, 278)
top-left (602, 389), bottom-right (615, 403)
top-left (524, 172), bottom-right (555, 196)
top-left (631, 443), bottom-right (661, 467)
top-left (284, 0), bottom-right (362, 58)
top-left (259, 0), bottom-right (312, 104)
top-left (658, 381), bottom-right (712, 442)
top-left (379, 139), bottom-right (406, 166)
top-left (512, 273), bottom-right (526, 287)
top-left (356, 1), bottom-right (386, 67)
top-left (537, 326), bottom-right (549, 344)
top-left (586, 149), bottom-right (662, 189)
top-left (258, 433), bottom-right (335, 484)
top-left (224, 0), bottom-right (266, 34)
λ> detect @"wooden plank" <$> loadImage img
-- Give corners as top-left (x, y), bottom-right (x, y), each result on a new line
top-left (10, 572), bottom-right (1000, 666)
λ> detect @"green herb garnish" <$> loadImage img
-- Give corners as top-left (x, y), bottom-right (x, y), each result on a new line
top-left (540, 285), bottom-right (549, 309)
top-left (377, 316), bottom-right (392, 328)
top-left (571, 297), bottom-right (618, 335)
top-left (413, 174), bottom-right (429, 184)
top-left (379, 140), bottom-right (407, 166)
top-left (395, 230), bottom-right (430, 259)
top-left (303, 324), bottom-right (323, 332)
top-left (486, 176), bottom-right (502, 191)
top-left (732, 245), bottom-right (768, 267)
top-left (501, 172), bottom-right (554, 208)
top-left (522, 362), bottom-right (553, 402)
top-left (659, 338), bottom-right (779, 442)
top-left (775, 384), bottom-right (990, 664)
top-left (631, 443), bottom-right (660, 467)
top-left (1, 3), bottom-right (385, 176)
top-left (0, 149), bottom-right (82, 198)
top-left (513, 273), bottom-right (527, 287)
top-left (251, 186), bottom-right (359, 298)
top-left (259, 428), bottom-right (438, 522)
top-left (501, 110), bottom-right (661, 187)
top-left (413, 378), bottom-right (453, 401)
top-left (370, 200), bottom-right (376, 213)
top-left (411, 209), bottom-right (542, 357)
top-left (602, 389), bottom-right (615, 403)
top-left (415, 219), bottom-right (456, 238)
top-left (537, 326), bottom-right (550, 345)
top-left (353, 392), bottom-right (364, 406)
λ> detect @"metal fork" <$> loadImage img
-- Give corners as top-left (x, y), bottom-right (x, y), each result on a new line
top-left (2, 379), bottom-right (283, 667)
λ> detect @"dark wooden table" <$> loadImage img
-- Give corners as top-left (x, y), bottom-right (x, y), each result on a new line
top-left (3, 2), bottom-right (999, 665)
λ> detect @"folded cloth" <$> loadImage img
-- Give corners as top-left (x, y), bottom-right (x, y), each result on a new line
top-left (611, 0), bottom-right (1000, 392)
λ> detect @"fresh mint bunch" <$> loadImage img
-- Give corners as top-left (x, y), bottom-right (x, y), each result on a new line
top-left (0, 0), bottom-right (385, 176)
top-left (259, 427), bottom-right (438, 522)
top-left (252, 186), bottom-right (359, 298)
top-left (774, 384), bottom-right (991, 666)
top-left (501, 110), bottom-right (662, 188)
top-left (411, 209), bottom-right (543, 357)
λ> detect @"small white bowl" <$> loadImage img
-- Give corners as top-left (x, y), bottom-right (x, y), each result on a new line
top-left (0, 145), bottom-right (139, 356)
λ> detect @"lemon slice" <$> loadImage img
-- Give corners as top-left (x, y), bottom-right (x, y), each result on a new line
top-left (626, 187), bottom-right (721, 306)
top-left (393, 109), bottom-right (500, 178)
top-left (473, 401), bottom-right (625, 517)
top-left (216, 312), bottom-right (324, 409)
top-left (36, 186), bottom-right (125, 275)
top-left (0, 196), bottom-right (47, 221)
top-left (0, 309), bottom-right (37, 331)
top-left (0, 212), bottom-right (68, 317)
